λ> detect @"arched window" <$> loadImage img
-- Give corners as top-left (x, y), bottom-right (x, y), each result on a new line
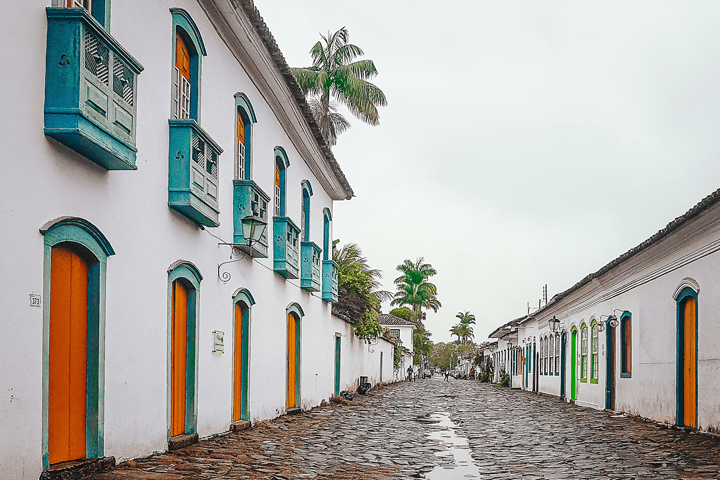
top-left (549, 335), bottom-right (554, 375)
top-left (591, 322), bottom-right (599, 383)
top-left (555, 333), bottom-right (560, 375)
top-left (234, 94), bottom-right (256, 181)
top-left (274, 147), bottom-right (289, 217)
top-left (323, 209), bottom-right (332, 260)
top-left (539, 339), bottom-right (544, 376)
top-left (301, 181), bottom-right (313, 242)
top-left (40, 217), bottom-right (114, 468)
top-left (167, 261), bottom-right (202, 439)
top-left (580, 324), bottom-right (588, 382)
top-left (171, 9), bottom-right (206, 121)
top-left (620, 312), bottom-right (632, 377)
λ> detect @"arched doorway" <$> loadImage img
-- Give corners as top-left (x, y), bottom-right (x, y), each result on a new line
top-left (232, 289), bottom-right (254, 422)
top-left (570, 328), bottom-right (577, 401)
top-left (287, 312), bottom-right (300, 409)
top-left (677, 289), bottom-right (698, 428)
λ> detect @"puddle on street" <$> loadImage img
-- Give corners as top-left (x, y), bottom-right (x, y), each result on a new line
top-left (425, 412), bottom-right (483, 479)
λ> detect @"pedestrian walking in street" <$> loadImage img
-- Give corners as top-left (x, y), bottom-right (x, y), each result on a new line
top-left (444, 371), bottom-right (449, 382)
top-left (407, 365), bottom-right (413, 382)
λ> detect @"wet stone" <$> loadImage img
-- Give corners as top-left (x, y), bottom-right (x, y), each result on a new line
top-left (88, 378), bottom-right (720, 479)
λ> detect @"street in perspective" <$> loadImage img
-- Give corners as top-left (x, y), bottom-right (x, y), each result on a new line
top-left (91, 376), bottom-right (720, 479)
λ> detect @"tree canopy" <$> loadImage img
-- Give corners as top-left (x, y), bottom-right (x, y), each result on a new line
top-left (292, 27), bottom-right (387, 146)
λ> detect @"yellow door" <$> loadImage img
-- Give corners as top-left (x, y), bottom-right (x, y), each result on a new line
top-left (171, 281), bottom-right (188, 437)
top-left (286, 314), bottom-right (296, 409)
top-left (49, 246), bottom-right (88, 464)
top-left (683, 297), bottom-right (697, 428)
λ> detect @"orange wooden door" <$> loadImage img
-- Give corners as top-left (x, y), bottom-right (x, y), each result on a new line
top-left (286, 314), bottom-right (296, 409)
top-left (171, 281), bottom-right (188, 437)
top-left (49, 246), bottom-right (88, 464)
top-left (175, 34), bottom-right (191, 81)
top-left (233, 303), bottom-right (243, 422)
top-left (683, 297), bottom-right (697, 427)
top-left (237, 114), bottom-right (245, 145)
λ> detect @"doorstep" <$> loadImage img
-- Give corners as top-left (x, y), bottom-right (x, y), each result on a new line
top-left (286, 407), bottom-right (301, 416)
top-left (230, 420), bottom-right (251, 432)
top-left (40, 457), bottom-right (115, 480)
top-left (168, 433), bottom-right (199, 451)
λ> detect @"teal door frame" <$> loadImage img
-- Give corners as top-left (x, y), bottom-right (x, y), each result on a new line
top-left (334, 335), bottom-right (341, 396)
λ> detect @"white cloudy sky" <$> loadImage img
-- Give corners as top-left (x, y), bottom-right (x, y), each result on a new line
top-left (253, 0), bottom-right (720, 343)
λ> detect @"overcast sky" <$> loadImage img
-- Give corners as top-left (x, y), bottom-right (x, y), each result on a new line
top-left (254, 0), bottom-right (720, 343)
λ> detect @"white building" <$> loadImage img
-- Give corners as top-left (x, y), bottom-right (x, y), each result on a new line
top-left (379, 313), bottom-right (416, 380)
top-left (0, 1), bottom-right (394, 478)
top-left (488, 188), bottom-right (720, 433)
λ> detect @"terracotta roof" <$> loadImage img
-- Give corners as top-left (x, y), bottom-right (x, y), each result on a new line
top-left (235, 0), bottom-right (354, 200)
top-left (378, 314), bottom-right (416, 327)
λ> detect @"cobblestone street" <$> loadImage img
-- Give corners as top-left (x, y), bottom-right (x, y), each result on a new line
top-left (91, 377), bottom-right (720, 479)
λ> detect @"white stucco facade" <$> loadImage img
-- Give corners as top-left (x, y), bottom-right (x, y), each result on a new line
top-left (489, 190), bottom-right (720, 434)
top-left (0, 1), bottom-right (393, 478)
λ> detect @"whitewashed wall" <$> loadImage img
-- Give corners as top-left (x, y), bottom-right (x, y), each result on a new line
top-left (0, 1), bottom-right (373, 478)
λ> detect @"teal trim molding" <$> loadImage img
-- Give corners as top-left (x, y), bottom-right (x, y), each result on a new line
top-left (235, 94), bottom-right (256, 180)
top-left (322, 211), bottom-right (331, 261)
top-left (168, 119), bottom-right (223, 227)
top-left (171, 9), bottom-right (205, 122)
top-left (286, 302), bottom-right (305, 319)
top-left (275, 147), bottom-right (289, 217)
top-left (233, 180), bottom-right (270, 257)
top-left (675, 286), bottom-right (698, 427)
top-left (40, 217), bottom-right (113, 469)
top-left (232, 287), bottom-right (256, 307)
top-left (44, 8), bottom-right (144, 170)
top-left (273, 217), bottom-right (300, 279)
top-left (232, 288), bottom-right (253, 421)
top-left (300, 242), bottom-right (321, 292)
top-left (167, 261), bottom-right (201, 438)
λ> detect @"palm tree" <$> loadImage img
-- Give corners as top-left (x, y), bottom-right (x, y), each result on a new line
top-left (391, 257), bottom-right (441, 325)
top-left (456, 311), bottom-right (476, 328)
top-left (292, 27), bottom-right (387, 146)
top-left (450, 325), bottom-right (463, 343)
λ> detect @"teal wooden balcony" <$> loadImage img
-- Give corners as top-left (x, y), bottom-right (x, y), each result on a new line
top-left (233, 180), bottom-right (270, 258)
top-left (300, 242), bottom-right (321, 292)
top-left (44, 8), bottom-right (143, 170)
top-left (322, 260), bottom-right (338, 302)
top-left (273, 217), bottom-right (300, 279)
top-left (168, 119), bottom-right (223, 227)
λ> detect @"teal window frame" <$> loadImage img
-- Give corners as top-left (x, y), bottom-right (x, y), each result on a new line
top-left (232, 288), bottom-right (255, 421)
top-left (53, 0), bottom-right (110, 30)
top-left (234, 93), bottom-right (257, 181)
top-left (166, 260), bottom-right (202, 438)
top-left (274, 147), bottom-right (289, 217)
top-left (539, 337), bottom-right (544, 375)
top-left (171, 9), bottom-right (205, 121)
top-left (39, 217), bottom-right (115, 469)
top-left (620, 312), bottom-right (632, 378)
top-left (323, 209), bottom-right (331, 260)
top-left (300, 181), bottom-right (313, 242)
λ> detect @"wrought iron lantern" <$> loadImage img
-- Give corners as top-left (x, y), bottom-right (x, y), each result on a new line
top-left (548, 316), bottom-right (561, 333)
top-left (241, 214), bottom-right (267, 249)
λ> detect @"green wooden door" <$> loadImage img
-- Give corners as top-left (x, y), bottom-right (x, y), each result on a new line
top-left (334, 336), bottom-right (341, 396)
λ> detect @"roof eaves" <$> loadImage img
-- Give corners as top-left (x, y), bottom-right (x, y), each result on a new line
top-left (235, 0), bottom-right (354, 200)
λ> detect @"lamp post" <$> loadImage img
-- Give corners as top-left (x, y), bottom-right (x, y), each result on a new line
top-left (240, 214), bottom-right (267, 256)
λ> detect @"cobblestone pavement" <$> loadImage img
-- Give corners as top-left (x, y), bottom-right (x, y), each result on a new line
top-left (91, 377), bottom-right (720, 479)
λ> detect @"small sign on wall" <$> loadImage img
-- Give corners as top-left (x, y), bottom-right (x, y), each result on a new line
top-left (29, 294), bottom-right (41, 308)
top-left (212, 330), bottom-right (224, 354)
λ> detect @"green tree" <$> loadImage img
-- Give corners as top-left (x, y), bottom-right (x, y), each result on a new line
top-left (388, 307), bottom-right (413, 322)
top-left (332, 243), bottom-right (391, 340)
top-left (292, 27), bottom-right (387, 146)
top-left (391, 258), bottom-right (441, 326)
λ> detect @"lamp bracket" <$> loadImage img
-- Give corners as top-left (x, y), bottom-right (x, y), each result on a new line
top-left (217, 242), bottom-right (249, 283)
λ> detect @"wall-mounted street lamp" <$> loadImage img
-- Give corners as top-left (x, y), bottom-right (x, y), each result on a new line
top-left (218, 214), bottom-right (268, 282)
top-left (548, 316), bottom-right (565, 333)
top-left (600, 309), bottom-right (625, 330)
